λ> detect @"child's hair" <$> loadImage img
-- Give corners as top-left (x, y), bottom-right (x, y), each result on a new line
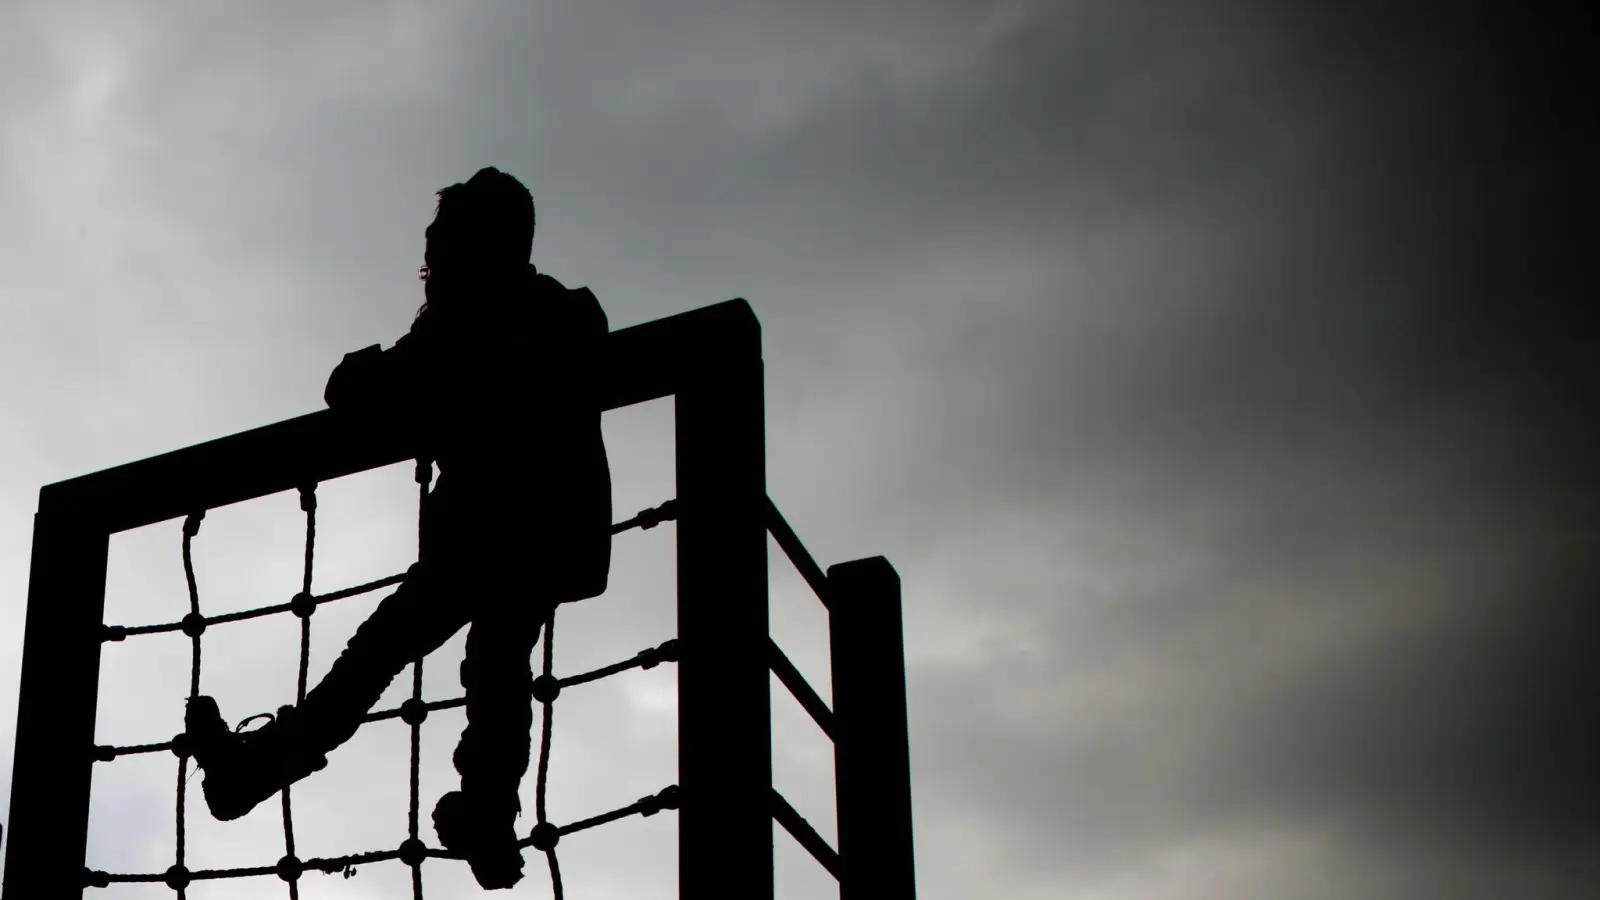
top-left (418, 168), bottom-right (535, 318)
top-left (434, 167), bottom-right (535, 266)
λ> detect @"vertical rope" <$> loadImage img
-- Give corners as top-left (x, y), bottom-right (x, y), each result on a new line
top-left (537, 610), bottom-right (562, 900)
top-left (411, 459), bottom-right (430, 900)
top-left (407, 666), bottom-right (423, 837)
top-left (183, 513), bottom-right (204, 699)
top-left (282, 485), bottom-right (317, 900)
top-left (297, 486), bottom-right (316, 701)
top-left (176, 510), bottom-right (204, 900)
top-left (409, 659), bottom-right (424, 900)
top-left (174, 756), bottom-right (187, 900)
top-left (547, 853), bottom-right (565, 900)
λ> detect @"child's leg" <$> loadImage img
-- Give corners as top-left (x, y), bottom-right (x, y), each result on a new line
top-left (295, 477), bottom-right (469, 753)
top-left (429, 595), bottom-right (545, 888)
top-left (296, 561), bottom-right (473, 752)
top-left (452, 598), bottom-right (547, 810)
top-left (187, 559), bottom-right (472, 822)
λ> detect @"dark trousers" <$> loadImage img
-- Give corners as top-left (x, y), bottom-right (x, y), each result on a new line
top-left (293, 478), bottom-right (548, 817)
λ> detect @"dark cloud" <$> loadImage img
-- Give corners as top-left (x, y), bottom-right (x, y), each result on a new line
top-left (887, 6), bottom-right (1599, 897)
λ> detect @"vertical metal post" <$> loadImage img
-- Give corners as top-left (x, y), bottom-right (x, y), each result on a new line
top-left (830, 557), bottom-right (915, 900)
top-left (675, 334), bottom-right (771, 899)
top-left (3, 504), bottom-right (110, 900)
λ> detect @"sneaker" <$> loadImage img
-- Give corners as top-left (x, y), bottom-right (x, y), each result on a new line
top-left (432, 791), bottom-right (525, 889)
top-left (185, 698), bottom-right (326, 822)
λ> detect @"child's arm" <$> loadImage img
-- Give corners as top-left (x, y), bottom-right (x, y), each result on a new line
top-left (324, 319), bottom-right (434, 413)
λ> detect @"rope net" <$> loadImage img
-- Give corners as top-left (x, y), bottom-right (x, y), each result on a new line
top-left (89, 461), bottom-right (683, 898)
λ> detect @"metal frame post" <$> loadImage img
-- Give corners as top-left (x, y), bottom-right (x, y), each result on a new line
top-left (829, 557), bottom-right (915, 900)
top-left (675, 326), bottom-right (771, 899)
top-left (5, 511), bottom-right (111, 898)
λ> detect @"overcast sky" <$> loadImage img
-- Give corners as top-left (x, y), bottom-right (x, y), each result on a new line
top-left (1, 2), bottom-right (1595, 898)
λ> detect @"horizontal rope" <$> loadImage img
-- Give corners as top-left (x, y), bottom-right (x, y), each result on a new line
top-left (765, 498), bottom-right (832, 610)
top-left (362, 639), bottom-right (678, 724)
top-left (93, 740), bottom-right (172, 761)
top-left (521, 785), bottom-right (681, 848)
top-left (770, 789), bottom-right (841, 880)
top-left (101, 500), bottom-right (676, 643)
top-left (555, 638), bottom-right (679, 689)
top-left (767, 639), bottom-right (835, 740)
top-left (102, 573), bottom-right (406, 641)
top-left (611, 499), bottom-right (678, 534)
top-left (86, 846), bottom-right (399, 886)
top-left (84, 786), bottom-right (680, 888)
top-left (95, 637), bottom-right (679, 761)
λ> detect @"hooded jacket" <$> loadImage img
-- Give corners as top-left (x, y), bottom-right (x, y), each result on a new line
top-left (325, 264), bottom-right (612, 601)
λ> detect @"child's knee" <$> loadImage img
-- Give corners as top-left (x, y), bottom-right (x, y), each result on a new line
top-left (458, 655), bottom-right (533, 694)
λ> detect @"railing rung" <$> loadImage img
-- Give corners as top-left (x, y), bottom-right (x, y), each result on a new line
top-left (765, 498), bottom-right (832, 609)
top-left (770, 789), bottom-right (841, 880)
top-left (768, 639), bottom-right (835, 740)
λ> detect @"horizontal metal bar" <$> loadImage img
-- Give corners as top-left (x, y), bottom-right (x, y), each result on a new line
top-left (42, 299), bottom-right (758, 533)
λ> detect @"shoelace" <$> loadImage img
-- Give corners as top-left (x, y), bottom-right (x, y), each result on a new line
top-left (234, 712), bottom-right (275, 734)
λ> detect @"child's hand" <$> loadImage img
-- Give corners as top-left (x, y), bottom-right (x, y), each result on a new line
top-left (343, 344), bottom-right (383, 364)
top-left (325, 345), bottom-right (384, 409)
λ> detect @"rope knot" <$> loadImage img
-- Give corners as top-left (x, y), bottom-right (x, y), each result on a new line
top-left (399, 697), bottom-right (428, 726)
top-left (398, 838), bottom-right (427, 867)
top-left (275, 854), bottom-right (303, 883)
top-left (638, 784), bottom-right (681, 817)
top-left (638, 639), bottom-right (680, 670)
top-left (180, 612), bottom-right (207, 638)
top-left (639, 499), bottom-right (679, 530)
top-left (532, 674), bottom-right (561, 704)
top-left (529, 821), bottom-right (560, 852)
top-left (290, 591), bottom-right (317, 619)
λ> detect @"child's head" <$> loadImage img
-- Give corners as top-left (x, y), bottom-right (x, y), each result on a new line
top-left (422, 167), bottom-right (534, 292)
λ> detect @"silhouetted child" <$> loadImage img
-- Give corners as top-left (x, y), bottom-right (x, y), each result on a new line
top-left (185, 167), bottom-right (611, 890)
